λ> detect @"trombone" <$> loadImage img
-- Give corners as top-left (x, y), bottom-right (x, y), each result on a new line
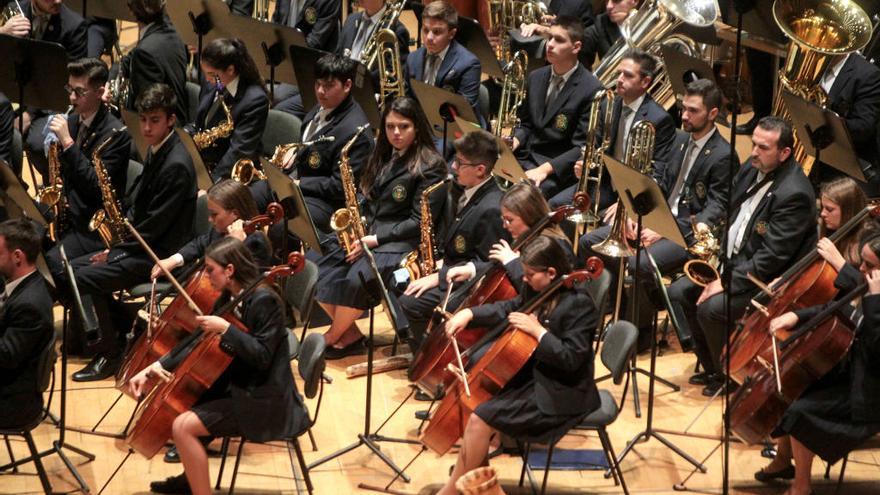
top-left (569, 89), bottom-right (614, 246)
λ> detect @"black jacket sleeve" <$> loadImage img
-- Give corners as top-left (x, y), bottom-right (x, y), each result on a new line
top-left (211, 88), bottom-right (269, 181)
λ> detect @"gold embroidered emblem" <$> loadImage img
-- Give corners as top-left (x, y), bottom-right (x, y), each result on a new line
top-left (554, 114), bottom-right (568, 132)
top-left (308, 151), bottom-right (321, 169)
top-left (454, 234), bottom-right (466, 254)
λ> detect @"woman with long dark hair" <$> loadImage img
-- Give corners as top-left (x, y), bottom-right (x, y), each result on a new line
top-left (315, 97), bottom-right (447, 359)
top-left (187, 37), bottom-right (269, 182)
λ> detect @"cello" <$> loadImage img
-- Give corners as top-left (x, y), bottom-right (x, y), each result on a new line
top-left (408, 196), bottom-right (589, 396)
top-left (115, 204), bottom-right (286, 391)
top-left (126, 252), bottom-right (304, 458)
top-left (724, 202), bottom-right (880, 382)
top-left (420, 257), bottom-right (604, 455)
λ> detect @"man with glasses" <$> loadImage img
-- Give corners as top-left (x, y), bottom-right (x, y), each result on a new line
top-left (43, 58), bottom-right (131, 293)
top-left (399, 129), bottom-right (508, 361)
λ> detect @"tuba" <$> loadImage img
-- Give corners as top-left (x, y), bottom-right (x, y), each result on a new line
top-left (568, 89), bottom-right (614, 233)
top-left (770, 0), bottom-right (872, 175)
top-left (90, 128), bottom-right (130, 248)
top-left (593, 0), bottom-right (719, 87)
top-left (375, 28), bottom-right (405, 111)
top-left (252, 0), bottom-right (270, 21)
top-left (683, 217), bottom-right (721, 287)
top-left (493, 50), bottom-right (528, 142)
top-left (330, 125), bottom-right (370, 255)
top-left (400, 179), bottom-right (449, 281)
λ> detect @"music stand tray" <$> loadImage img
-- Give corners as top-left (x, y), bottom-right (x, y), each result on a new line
top-left (455, 16), bottom-right (504, 80)
top-left (410, 79), bottom-right (479, 139)
top-left (67, 0), bottom-right (137, 22)
top-left (175, 129), bottom-right (214, 191)
top-left (120, 109), bottom-right (148, 161)
top-left (0, 36), bottom-right (69, 113)
top-left (453, 116), bottom-right (527, 184)
top-left (262, 158), bottom-right (323, 256)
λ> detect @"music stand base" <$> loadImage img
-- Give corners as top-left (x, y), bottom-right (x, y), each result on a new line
top-left (306, 434), bottom-right (413, 483)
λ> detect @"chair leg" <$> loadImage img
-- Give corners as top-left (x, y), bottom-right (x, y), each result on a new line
top-left (597, 429), bottom-right (620, 486)
top-left (23, 431), bottom-right (52, 495)
top-left (518, 442), bottom-right (531, 487)
top-left (835, 455), bottom-right (849, 494)
top-left (299, 311), bottom-right (313, 343)
top-left (601, 428), bottom-right (629, 495)
top-left (3, 435), bottom-right (18, 473)
top-left (228, 439), bottom-right (246, 495)
top-left (292, 438), bottom-right (313, 495)
top-left (215, 437), bottom-right (232, 490)
top-left (307, 428), bottom-right (318, 451)
top-left (540, 443), bottom-right (555, 495)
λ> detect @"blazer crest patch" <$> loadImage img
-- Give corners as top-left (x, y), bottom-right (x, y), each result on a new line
top-left (454, 234), bottom-right (467, 254)
top-left (695, 181), bottom-right (707, 199)
top-left (308, 151), bottom-right (321, 169)
top-left (554, 114), bottom-right (568, 132)
top-left (392, 184), bottom-right (407, 202)
top-left (304, 6), bottom-right (318, 24)
top-left (754, 220), bottom-right (768, 236)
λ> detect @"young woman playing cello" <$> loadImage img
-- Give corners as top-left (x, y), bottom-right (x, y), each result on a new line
top-left (314, 97), bottom-right (446, 359)
top-left (437, 236), bottom-right (601, 494)
top-left (129, 237), bottom-right (309, 495)
top-left (815, 177), bottom-right (868, 270)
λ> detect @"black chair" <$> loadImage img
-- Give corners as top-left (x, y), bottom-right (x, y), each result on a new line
top-left (214, 333), bottom-right (328, 494)
top-left (285, 259), bottom-right (319, 344)
top-left (262, 109), bottom-right (302, 156)
top-left (824, 433), bottom-right (880, 494)
top-left (0, 333), bottom-right (57, 494)
top-left (519, 320), bottom-right (637, 495)
top-left (580, 268), bottom-right (612, 353)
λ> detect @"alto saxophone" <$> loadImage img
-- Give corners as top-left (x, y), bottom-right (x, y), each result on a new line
top-left (330, 125), bottom-right (370, 255)
top-left (193, 79), bottom-right (234, 150)
top-left (90, 128), bottom-right (129, 248)
top-left (40, 142), bottom-right (66, 242)
top-left (400, 179), bottom-right (449, 281)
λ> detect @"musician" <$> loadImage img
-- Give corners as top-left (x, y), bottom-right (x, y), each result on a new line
top-left (84, 16), bottom-right (117, 58)
top-left (315, 97), bottom-right (446, 359)
top-left (290, 54), bottom-right (373, 234)
top-left (817, 177), bottom-right (869, 268)
top-left (43, 58), bottom-right (132, 282)
top-left (271, 0), bottom-right (341, 51)
top-left (118, 0), bottom-right (189, 123)
top-left (131, 237), bottom-right (310, 495)
top-left (71, 84), bottom-right (197, 382)
top-left (338, 0), bottom-right (410, 68)
top-left (437, 236), bottom-right (600, 495)
top-left (667, 116), bottom-right (817, 396)
top-left (398, 129), bottom-right (508, 352)
top-left (405, 1), bottom-right (482, 119)
top-left (754, 231), bottom-right (880, 494)
top-left (579, 0), bottom-right (635, 70)
top-left (578, 79), bottom-right (731, 348)
top-left (0, 219), bottom-right (54, 430)
top-left (509, 0), bottom-right (595, 62)
top-left (511, 17), bottom-right (602, 202)
top-left (152, 179), bottom-right (273, 281)
top-left (186, 38), bottom-right (269, 182)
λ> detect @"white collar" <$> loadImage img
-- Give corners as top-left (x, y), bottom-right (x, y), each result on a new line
top-left (461, 175), bottom-right (492, 206)
top-left (550, 62), bottom-right (578, 85)
top-left (150, 129), bottom-right (175, 155)
top-left (139, 22), bottom-right (155, 41)
top-left (428, 43), bottom-right (451, 63)
top-left (623, 93), bottom-right (645, 114)
top-left (79, 109), bottom-right (98, 129)
top-left (225, 77), bottom-right (240, 98)
top-left (4, 270), bottom-right (35, 299)
top-left (690, 126), bottom-right (716, 150)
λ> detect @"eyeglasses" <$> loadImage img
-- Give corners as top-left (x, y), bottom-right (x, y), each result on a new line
top-left (454, 156), bottom-right (481, 168)
top-left (64, 85), bottom-right (91, 97)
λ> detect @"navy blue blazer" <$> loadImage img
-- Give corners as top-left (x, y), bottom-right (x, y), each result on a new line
top-left (337, 10), bottom-right (410, 68)
top-left (406, 40), bottom-right (482, 116)
top-left (272, 0), bottom-right (341, 51)
top-left (21, 0), bottom-right (87, 60)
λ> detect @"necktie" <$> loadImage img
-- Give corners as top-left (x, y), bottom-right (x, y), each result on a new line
top-left (544, 75), bottom-right (564, 109)
top-left (727, 174), bottom-right (767, 258)
top-left (304, 111), bottom-right (326, 141)
top-left (457, 192), bottom-right (468, 215)
top-left (613, 106), bottom-right (633, 161)
top-left (351, 17), bottom-right (373, 60)
top-left (667, 140), bottom-right (697, 216)
top-left (75, 123), bottom-right (89, 147)
top-left (32, 15), bottom-right (49, 39)
top-left (288, 0), bottom-right (301, 27)
top-left (424, 54), bottom-right (440, 85)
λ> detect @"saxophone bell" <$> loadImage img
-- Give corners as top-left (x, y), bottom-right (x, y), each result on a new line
top-left (684, 217), bottom-right (721, 287)
top-left (331, 125), bottom-right (370, 256)
top-left (231, 158), bottom-right (267, 186)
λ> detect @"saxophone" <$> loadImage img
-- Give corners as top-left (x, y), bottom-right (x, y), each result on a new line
top-left (89, 128), bottom-right (129, 248)
top-left (330, 125), bottom-right (370, 255)
top-left (41, 142), bottom-right (66, 242)
top-left (193, 78), bottom-right (234, 150)
top-left (400, 179), bottom-right (448, 281)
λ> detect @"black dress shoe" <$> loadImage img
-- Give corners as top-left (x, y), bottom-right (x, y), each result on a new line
top-left (754, 464), bottom-right (795, 482)
top-left (72, 355), bottom-right (120, 382)
top-left (735, 115), bottom-right (761, 135)
top-left (415, 388), bottom-right (443, 401)
top-left (702, 375), bottom-right (739, 397)
top-left (414, 410), bottom-right (430, 421)
top-left (149, 473), bottom-right (191, 494)
top-left (688, 372), bottom-right (712, 386)
top-left (324, 337), bottom-right (366, 360)
top-left (163, 446), bottom-right (180, 463)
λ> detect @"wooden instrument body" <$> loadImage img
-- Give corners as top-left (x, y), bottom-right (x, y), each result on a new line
top-left (115, 268), bottom-right (220, 390)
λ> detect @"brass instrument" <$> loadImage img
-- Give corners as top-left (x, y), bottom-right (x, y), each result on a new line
top-left (593, 0), bottom-right (719, 87)
top-left (1, 1), bottom-right (23, 26)
top-left (193, 78), bottom-right (234, 150)
top-left (330, 125), bottom-right (370, 255)
top-left (647, 34), bottom-right (705, 109)
top-left (375, 28), bottom-right (405, 111)
top-left (109, 69), bottom-right (130, 111)
top-left (252, 0), bottom-right (270, 21)
top-left (684, 217), bottom-right (721, 287)
top-left (592, 120), bottom-right (655, 321)
top-left (488, 0), bottom-right (548, 64)
top-left (268, 135), bottom-right (337, 171)
top-left (400, 179), bottom-right (449, 281)
top-left (90, 128), bottom-right (130, 248)
top-left (569, 89), bottom-right (614, 233)
top-left (42, 142), bottom-right (65, 242)
top-left (231, 158), bottom-right (266, 185)
top-left (492, 50), bottom-right (528, 142)
top-left (770, 0), bottom-right (871, 175)
top-left (359, 0), bottom-right (406, 69)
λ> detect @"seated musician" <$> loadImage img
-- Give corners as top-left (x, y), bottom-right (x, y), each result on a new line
top-left (578, 79), bottom-right (731, 349)
top-left (129, 237), bottom-right (310, 495)
top-left (398, 129), bottom-right (508, 352)
top-left (510, 16), bottom-right (602, 204)
top-left (290, 54), bottom-right (374, 235)
top-left (446, 181), bottom-right (574, 294)
top-left (186, 38), bottom-right (269, 183)
top-left (71, 83), bottom-right (197, 382)
top-left (271, 0), bottom-right (341, 51)
top-left (518, 0), bottom-right (595, 39)
top-left (152, 179), bottom-right (273, 280)
top-left (579, 0), bottom-right (635, 70)
top-left (437, 236), bottom-right (600, 495)
top-left (0, 219), bottom-right (55, 430)
top-left (315, 97), bottom-right (446, 359)
top-left (754, 230), bottom-right (880, 495)
top-left (667, 117), bottom-right (817, 396)
top-left (405, 1), bottom-right (482, 121)
top-left (116, 0), bottom-right (189, 122)
top-left (554, 49), bottom-right (675, 212)
top-left (42, 59), bottom-right (131, 283)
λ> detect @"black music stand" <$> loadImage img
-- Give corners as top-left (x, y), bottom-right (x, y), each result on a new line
top-left (660, 45), bottom-right (719, 106)
top-left (601, 155), bottom-right (706, 474)
top-left (453, 116), bottom-right (527, 184)
top-left (175, 128), bottom-right (214, 191)
top-left (308, 243), bottom-right (420, 486)
top-left (455, 16), bottom-right (505, 80)
top-left (0, 35), bottom-right (69, 184)
top-left (262, 158), bottom-right (323, 256)
top-left (782, 90), bottom-right (866, 182)
top-left (120, 109), bottom-right (148, 161)
top-left (165, 0), bottom-right (227, 64)
top-left (0, 159), bottom-right (54, 286)
top-left (67, 0), bottom-right (137, 22)
top-left (411, 79), bottom-right (479, 153)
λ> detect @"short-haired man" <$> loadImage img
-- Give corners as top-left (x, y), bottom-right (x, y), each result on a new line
top-left (0, 218), bottom-right (54, 430)
top-left (511, 16), bottom-right (602, 203)
top-left (668, 116), bottom-right (817, 396)
top-left (580, 79), bottom-right (732, 349)
top-left (339, 0), bottom-right (410, 68)
top-left (272, 0), bottom-right (341, 51)
top-left (580, 0), bottom-right (636, 69)
top-left (406, 1), bottom-right (482, 119)
top-left (290, 54), bottom-right (374, 234)
top-left (44, 58), bottom-right (132, 283)
top-left (71, 84), bottom-right (197, 382)
top-left (398, 129), bottom-right (509, 354)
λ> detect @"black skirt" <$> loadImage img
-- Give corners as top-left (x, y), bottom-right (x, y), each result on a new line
top-left (315, 241), bottom-right (408, 310)
top-left (772, 370), bottom-right (880, 463)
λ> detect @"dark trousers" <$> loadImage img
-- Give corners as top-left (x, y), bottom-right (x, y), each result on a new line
top-left (45, 228), bottom-right (105, 282)
top-left (0, 94), bottom-right (14, 170)
top-left (24, 115), bottom-right (51, 182)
